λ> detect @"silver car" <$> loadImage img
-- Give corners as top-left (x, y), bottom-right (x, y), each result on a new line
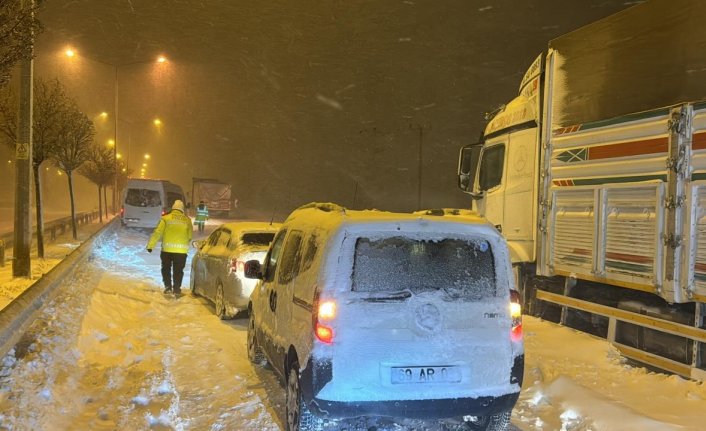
top-left (190, 222), bottom-right (279, 318)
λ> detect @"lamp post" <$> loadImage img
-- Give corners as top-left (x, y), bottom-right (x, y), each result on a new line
top-left (62, 49), bottom-right (168, 213)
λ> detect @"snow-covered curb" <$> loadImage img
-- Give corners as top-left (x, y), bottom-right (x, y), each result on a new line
top-left (0, 218), bottom-right (119, 358)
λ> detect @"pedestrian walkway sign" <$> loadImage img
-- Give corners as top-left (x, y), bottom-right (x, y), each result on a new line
top-left (15, 142), bottom-right (29, 160)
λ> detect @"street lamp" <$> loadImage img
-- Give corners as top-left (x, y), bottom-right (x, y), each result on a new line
top-left (62, 48), bottom-right (168, 213)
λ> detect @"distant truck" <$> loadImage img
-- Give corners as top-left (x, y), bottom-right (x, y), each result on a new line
top-left (457, 0), bottom-right (706, 379)
top-left (191, 178), bottom-right (232, 217)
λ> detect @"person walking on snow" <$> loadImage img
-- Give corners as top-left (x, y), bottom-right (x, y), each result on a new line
top-left (195, 200), bottom-right (209, 233)
top-left (146, 199), bottom-right (192, 294)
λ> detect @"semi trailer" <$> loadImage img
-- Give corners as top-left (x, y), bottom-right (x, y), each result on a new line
top-left (458, 0), bottom-right (706, 379)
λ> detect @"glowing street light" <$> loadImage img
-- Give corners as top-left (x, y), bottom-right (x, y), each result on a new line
top-left (142, 163), bottom-right (147, 167)
top-left (116, 153), bottom-right (122, 160)
top-left (144, 153), bottom-right (151, 160)
top-left (99, 112), bottom-right (108, 119)
top-left (153, 118), bottom-right (162, 127)
top-left (107, 139), bottom-right (115, 147)
top-left (60, 46), bottom-right (170, 213)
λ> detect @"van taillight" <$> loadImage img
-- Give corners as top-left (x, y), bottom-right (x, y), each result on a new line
top-left (312, 288), bottom-right (335, 344)
top-left (510, 290), bottom-right (522, 342)
top-left (120, 207), bottom-right (124, 217)
top-left (161, 209), bottom-right (166, 216)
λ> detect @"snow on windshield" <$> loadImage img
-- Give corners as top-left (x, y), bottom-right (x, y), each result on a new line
top-left (351, 236), bottom-right (496, 300)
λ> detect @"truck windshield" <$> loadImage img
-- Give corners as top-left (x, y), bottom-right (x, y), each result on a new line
top-left (478, 144), bottom-right (505, 191)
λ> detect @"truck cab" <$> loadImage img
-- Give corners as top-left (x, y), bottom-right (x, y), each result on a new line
top-left (458, 55), bottom-right (543, 264)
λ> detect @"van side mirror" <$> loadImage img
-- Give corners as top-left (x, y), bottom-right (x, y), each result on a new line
top-left (244, 260), bottom-right (263, 279)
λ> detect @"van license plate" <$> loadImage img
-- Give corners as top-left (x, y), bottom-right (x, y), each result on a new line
top-left (391, 366), bottom-right (461, 384)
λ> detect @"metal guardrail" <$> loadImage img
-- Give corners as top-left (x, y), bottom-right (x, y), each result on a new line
top-left (0, 211), bottom-right (102, 266)
top-left (536, 290), bottom-right (706, 380)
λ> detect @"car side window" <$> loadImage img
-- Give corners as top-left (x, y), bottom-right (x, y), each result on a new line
top-left (206, 230), bottom-right (221, 248)
top-left (264, 230), bottom-right (287, 282)
top-left (278, 231), bottom-right (304, 285)
top-left (217, 230), bottom-right (232, 248)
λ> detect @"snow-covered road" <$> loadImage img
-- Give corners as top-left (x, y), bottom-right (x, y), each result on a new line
top-left (1, 223), bottom-right (704, 430)
top-left (0, 227), bottom-right (284, 430)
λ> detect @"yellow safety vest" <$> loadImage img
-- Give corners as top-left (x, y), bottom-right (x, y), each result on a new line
top-left (147, 210), bottom-right (193, 254)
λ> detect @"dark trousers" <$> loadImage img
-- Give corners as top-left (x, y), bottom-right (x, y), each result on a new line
top-left (160, 251), bottom-right (187, 289)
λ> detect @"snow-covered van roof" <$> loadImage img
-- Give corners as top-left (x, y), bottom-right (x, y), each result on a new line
top-left (283, 202), bottom-right (494, 235)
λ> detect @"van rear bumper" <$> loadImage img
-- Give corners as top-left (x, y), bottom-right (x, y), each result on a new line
top-left (301, 354), bottom-right (523, 420)
top-left (308, 392), bottom-right (520, 420)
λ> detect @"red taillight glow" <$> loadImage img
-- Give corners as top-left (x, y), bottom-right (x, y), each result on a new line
top-left (313, 288), bottom-right (335, 344)
top-left (120, 207), bottom-right (124, 217)
top-left (315, 322), bottom-right (333, 344)
top-left (510, 290), bottom-right (523, 342)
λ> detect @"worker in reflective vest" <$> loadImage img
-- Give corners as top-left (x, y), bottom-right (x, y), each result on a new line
top-left (147, 200), bottom-right (192, 294)
top-left (195, 201), bottom-right (209, 233)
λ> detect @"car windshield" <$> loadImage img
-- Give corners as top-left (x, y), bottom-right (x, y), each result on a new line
top-left (241, 232), bottom-right (275, 246)
top-left (125, 189), bottom-right (161, 207)
top-left (351, 236), bottom-right (496, 300)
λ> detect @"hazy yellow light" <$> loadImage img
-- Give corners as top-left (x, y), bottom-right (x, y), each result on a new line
top-left (121, 168), bottom-right (126, 172)
top-left (116, 153), bottom-right (122, 159)
top-left (157, 55), bottom-right (167, 63)
top-left (65, 49), bottom-right (75, 58)
top-left (57, 170), bottom-right (63, 176)
top-left (144, 154), bottom-right (151, 160)
top-left (107, 139), bottom-right (115, 147)
top-left (99, 112), bottom-right (108, 119)
top-left (7, 160), bottom-right (11, 164)
top-left (153, 118), bottom-right (162, 126)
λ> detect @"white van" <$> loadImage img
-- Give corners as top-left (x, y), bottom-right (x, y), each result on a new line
top-left (121, 178), bottom-right (186, 228)
top-left (245, 203), bottom-right (524, 431)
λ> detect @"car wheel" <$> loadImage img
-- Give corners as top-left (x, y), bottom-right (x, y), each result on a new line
top-left (215, 282), bottom-right (227, 319)
top-left (462, 412), bottom-right (511, 431)
top-left (247, 316), bottom-right (266, 365)
top-left (286, 361), bottom-right (322, 431)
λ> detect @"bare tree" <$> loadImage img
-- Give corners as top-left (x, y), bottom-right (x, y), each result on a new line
top-left (80, 144), bottom-right (115, 223)
top-left (53, 103), bottom-right (94, 239)
top-left (0, 78), bottom-right (68, 257)
top-left (0, 0), bottom-right (41, 88)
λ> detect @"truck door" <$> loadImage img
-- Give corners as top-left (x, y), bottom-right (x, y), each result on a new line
top-left (476, 143), bottom-right (506, 232)
top-left (503, 128), bottom-right (537, 243)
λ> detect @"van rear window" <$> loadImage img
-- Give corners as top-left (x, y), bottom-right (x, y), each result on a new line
top-left (352, 237), bottom-right (496, 300)
top-left (125, 189), bottom-right (161, 207)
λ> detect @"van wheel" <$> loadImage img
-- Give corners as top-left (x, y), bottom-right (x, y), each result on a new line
top-left (215, 282), bottom-right (228, 319)
top-left (462, 412), bottom-right (511, 431)
top-left (247, 316), bottom-right (266, 365)
top-left (286, 361), bottom-right (322, 431)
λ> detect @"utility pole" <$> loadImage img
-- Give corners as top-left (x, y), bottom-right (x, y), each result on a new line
top-left (113, 65), bottom-right (118, 214)
top-left (13, 0), bottom-right (34, 277)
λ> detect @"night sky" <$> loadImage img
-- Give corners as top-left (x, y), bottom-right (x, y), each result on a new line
top-left (2, 0), bottom-right (637, 220)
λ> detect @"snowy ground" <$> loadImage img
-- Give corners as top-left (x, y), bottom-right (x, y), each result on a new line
top-left (0, 219), bottom-right (704, 430)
